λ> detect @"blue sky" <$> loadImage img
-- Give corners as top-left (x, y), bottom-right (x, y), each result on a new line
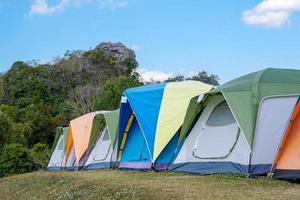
top-left (1, 0), bottom-right (300, 83)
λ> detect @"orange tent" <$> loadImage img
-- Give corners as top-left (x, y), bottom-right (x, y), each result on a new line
top-left (65, 113), bottom-right (96, 165)
top-left (272, 99), bottom-right (300, 181)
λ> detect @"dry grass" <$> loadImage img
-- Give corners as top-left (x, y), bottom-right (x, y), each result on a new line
top-left (1, 170), bottom-right (300, 200)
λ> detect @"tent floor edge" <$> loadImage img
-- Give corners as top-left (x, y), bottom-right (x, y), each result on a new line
top-left (273, 169), bottom-right (300, 182)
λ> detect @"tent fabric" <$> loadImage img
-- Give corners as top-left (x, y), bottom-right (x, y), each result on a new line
top-left (51, 127), bottom-right (63, 153)
top-left (63, 127), bottom-right (69, 152)
top-left (65, 144), bottom-right (76, 170)
top-left (63, 110), bottom-right (119, 168)
top-left (154, 132), bottom-right (179, 171)
top-left (272, 100), bottom-right (300, 180)
top-left (172, 95), bottom-right (251, 174)
top-left (119, 117), bottom-right (152, 169)
top-left (250, 96), bottom-right (298, 174)
top-left (175, 68), bottom-right (300, 176)
top-left (103, 109), bottom-right (119, 146)
top-left (47, 134), bottom-right (65, 170)
top-left (84, 128), bottom-right (114, 169)
top-left (82, 110), bottom-right (119, 170)
top-left (65, 127), bottom-right (74, 166)
top-left (214, 68), bottom-right (300, 147)
top-left (180, 68), bottom-right (300, 149)
top-left (171, 162), bottom-right (248, 175)
top-left (193, 101), bottom-right (240, 159)
top-left (70, 112), bottom-right (96, 164)
top-left (119, 81), bottom-right (213, 165)
top-left (153, 81), bottom-right (213, 161)
top-left (122, 83), bottom-right (166, 160)
top-left (179, 96), bottom-right (200, 145)
top-left (88, 114), bottom-right (106, 150)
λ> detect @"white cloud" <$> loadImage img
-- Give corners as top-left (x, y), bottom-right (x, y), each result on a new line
top-left (29, 0), bottom-right (70, 15)
top-left (29, 0), bottom-right (127, 16)
top-left (138, 68), bottom-right (173, 83)
top-left (242, 0), bottom-right (300, 28)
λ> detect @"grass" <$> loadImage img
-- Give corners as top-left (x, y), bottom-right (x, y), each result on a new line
top-left (1, 170), bottom-right (300, 200)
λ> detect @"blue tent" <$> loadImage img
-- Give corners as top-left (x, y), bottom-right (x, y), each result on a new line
top-left (117, 81), bottom-right (213, 170)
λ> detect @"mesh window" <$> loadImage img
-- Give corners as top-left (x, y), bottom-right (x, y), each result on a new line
top-left (57, 138), bottom-right (64, 150)
top-left (206, 101), bottom-right (235, 127)
top-left (102, 129), bottom-right (110, 141)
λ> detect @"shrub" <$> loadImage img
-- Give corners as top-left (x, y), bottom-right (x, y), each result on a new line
top-left (0, 144), bottom-right (33, 177)
top-left (31, 143), bottom-right (51, 171)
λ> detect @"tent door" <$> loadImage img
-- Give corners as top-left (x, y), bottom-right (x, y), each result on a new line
top-left (50, 136), bottom-right (65, 166)
top-left (93, 128), bottom-right (112, 161)
top-left (193, 101), bottom-right (239, 159)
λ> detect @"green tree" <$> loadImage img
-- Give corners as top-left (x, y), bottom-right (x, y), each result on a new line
top-left (94, 75), bottom-right (141, 110)
top-left (0, 113), bottom-right (12, 148)
top-left (1, 61), bottom-right (49, 107)
top-left (187, 71), bottom-right (219, 86)
top-left (0, 144), bottom-right (33, 177)
top-left (165, 74), bottom-right (185, 82)
top-left (31, 143), bottom-right (51, 171)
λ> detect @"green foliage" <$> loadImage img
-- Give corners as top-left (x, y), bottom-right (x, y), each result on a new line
top-left (31, 143), bottom-right (51, 171)
top-left (165, 74), bottom-right (185, 82)
top-left (0, 113), bottom-right (12, 148)
top-left (94, 75), bottom-right (141, 110)
top-left (0, 143), bottom-right (50, 177)
top-left (0, 144), bottom-right (33, 177)
top-left (166, 71), bottom-right (219, 86)
top-left (187, 71), bottom-right (219, 86)
top-left (0, 43), bottom-right (141, 177)
top-left (83, 49), bottom-right (106, 65)
top-left (1, 62), bottom-right (49, 107)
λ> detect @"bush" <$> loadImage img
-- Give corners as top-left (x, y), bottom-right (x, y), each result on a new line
top-left (0, 144), bottom-right (33, 177)
top-left (0, 143), bottom-right (51, 177)
top-left (31, 143), bottom-right (51, 171)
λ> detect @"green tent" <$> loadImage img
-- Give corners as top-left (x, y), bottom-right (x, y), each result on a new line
top-left (173, 68), bottom-right (300, 175)
top-left (180, 68), bottom-right (300, 147)
top-left (83, 110), bottom-right (119, 169)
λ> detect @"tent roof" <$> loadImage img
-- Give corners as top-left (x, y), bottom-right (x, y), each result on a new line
top-left (70, 112), bottom-right (96, 164)
top-left (180, 68), bottom-right (300, 148)
top-left (123, 81), bottom-right (213, 161)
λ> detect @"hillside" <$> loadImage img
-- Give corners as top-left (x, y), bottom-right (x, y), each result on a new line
top-left (1, 170), bottom-right (300, 200)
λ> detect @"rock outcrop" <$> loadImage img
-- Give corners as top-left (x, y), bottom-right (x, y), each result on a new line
top-left (96, 42), bottom-right (138, 68)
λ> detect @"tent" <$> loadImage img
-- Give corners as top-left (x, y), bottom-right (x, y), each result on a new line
top-left (271, 100), bottom-right (300, 181)
top-left (172, 68), bottom-right (300, 176)
top-left (63, 110), bottom-right (119, 170)
top-left (83, 110), bottom-right (119, 170)
top-left (47, 127), bottom-right (69, 170)
top-left (117, 81), bottom-right (213, 170)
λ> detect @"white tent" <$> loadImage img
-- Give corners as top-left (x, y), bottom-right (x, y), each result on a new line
top-left (172, 95), bottom-right (251, 174)
top-left (84, 127), bottom-right (118, 169)
top-left (171, 68), bottom-right (300, 176)
top-left (47, 134), bottom-right (65, 170)
top-left (65, 144), bottom-right (77, 170)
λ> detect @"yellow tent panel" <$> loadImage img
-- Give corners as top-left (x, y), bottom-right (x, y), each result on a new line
top-left (153, 81), bottom-right (213, 161)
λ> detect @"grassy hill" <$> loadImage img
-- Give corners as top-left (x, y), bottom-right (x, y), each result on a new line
top-left (1, 170), bottom-right (300, 200)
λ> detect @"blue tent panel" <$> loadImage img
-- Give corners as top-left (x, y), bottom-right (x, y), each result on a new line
top-left (154, 132), bottom-right (179, 170)
top-left (170, 162), bottom-right (248, 174)
top-left (118, 99), bottom-right (133, 149)
top-left (124, 83), bottom-right (166, 159)
top-left (119, 118), bottom-right (152, 169)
